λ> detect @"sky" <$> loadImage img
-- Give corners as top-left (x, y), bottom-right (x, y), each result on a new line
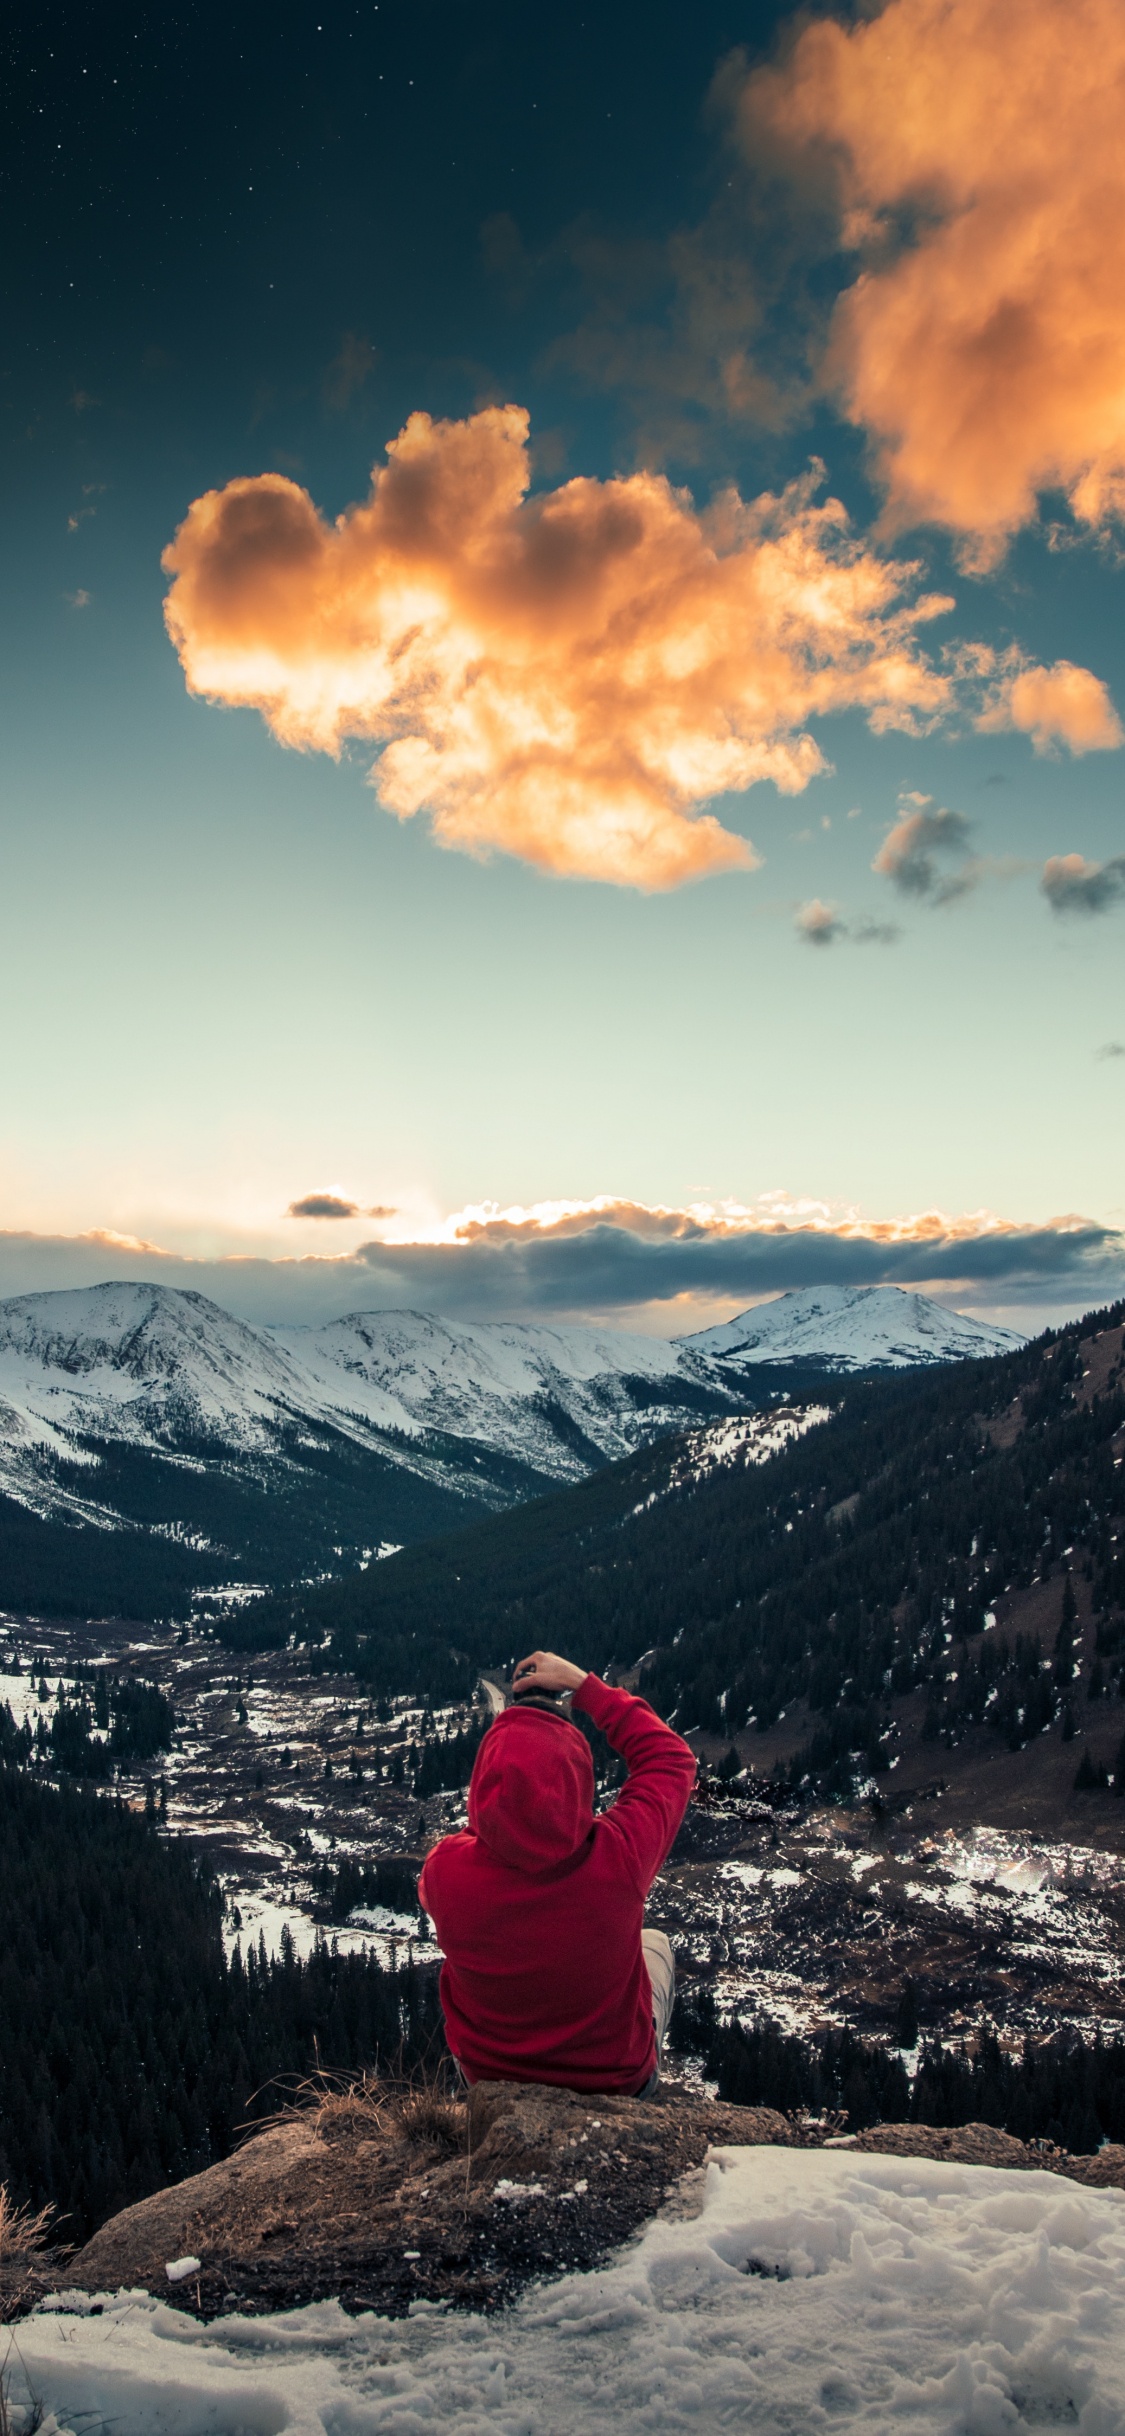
top-left (2, 0), bottom-right (1124, 1338)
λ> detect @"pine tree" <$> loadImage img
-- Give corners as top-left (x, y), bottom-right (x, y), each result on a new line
top-left (894, 1977), bottom-right (920, 2049)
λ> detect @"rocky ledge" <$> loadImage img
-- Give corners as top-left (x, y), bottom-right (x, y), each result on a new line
top-left (4, 2082), bottom-right (1124, 2326)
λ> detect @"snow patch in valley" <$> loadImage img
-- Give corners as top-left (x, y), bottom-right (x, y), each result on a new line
top-left (937, 1826), bottom-right (1125, 1900)
top-left (13, 2149), bottom-right (1125, 2435)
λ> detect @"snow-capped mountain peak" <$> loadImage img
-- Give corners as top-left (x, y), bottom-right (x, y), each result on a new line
top-left (679, 1284), bottom-right (1024, 1372)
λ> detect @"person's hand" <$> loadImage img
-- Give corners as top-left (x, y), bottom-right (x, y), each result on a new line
top-left (512, 1649), bottom-right (589, 1695)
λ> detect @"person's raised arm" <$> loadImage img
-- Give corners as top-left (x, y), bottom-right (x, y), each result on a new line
top-left (512, 1650), bottom-right (696, 1893)
top-left (511, 1651), bottom-right (589, 1696)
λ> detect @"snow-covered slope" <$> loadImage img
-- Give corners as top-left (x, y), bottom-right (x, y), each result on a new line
top-left (0, 1284), bottom-right (1022, 1514)
top-left (0, 1283), bottom-right (732, 1523)
top-left (0, 1284), bottom-right (317, 1452)
top-left (15, 2148), bottom-right (1125, 2435)
top-left (682, 1284), bottom-right (1024, 1372)
top-left (273, 1307), bottom-right (725, 1474)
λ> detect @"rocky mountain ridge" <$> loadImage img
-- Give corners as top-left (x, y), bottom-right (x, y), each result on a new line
top-left (0, 1279), bottom-right (1025, 1619)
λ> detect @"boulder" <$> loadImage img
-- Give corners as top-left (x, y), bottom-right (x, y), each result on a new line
top-left (57, 2081), bottom-right (792, 2319)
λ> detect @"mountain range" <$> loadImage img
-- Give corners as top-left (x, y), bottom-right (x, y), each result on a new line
top-left (0, 1279), bottom-right (1021, 1618)
top-left (293, 1300), bottom-right (1125, 1847)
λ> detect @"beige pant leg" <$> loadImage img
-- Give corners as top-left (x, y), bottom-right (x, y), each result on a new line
top-left (641, 1927), bottom-right (676, 2055)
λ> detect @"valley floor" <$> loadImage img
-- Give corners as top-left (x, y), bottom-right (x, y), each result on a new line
top-left (4, 1611), bottom-right (1125, 2054)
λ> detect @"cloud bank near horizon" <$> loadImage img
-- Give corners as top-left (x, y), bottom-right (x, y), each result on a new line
top-left (740, 0), bottom-right (1125, 568)
top-left (0, 1199), bottom-right (1119, 1333)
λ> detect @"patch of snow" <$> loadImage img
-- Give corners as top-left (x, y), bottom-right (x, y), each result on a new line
top-left (14, 2149), bottom-right (1125, 2434)
top-left (0, 1670), bottom-right (43, 1731)
top-left (942, 1826), bottom-right (1125, 1901)
top-left (640, 1403), bottom-right (832, 1510)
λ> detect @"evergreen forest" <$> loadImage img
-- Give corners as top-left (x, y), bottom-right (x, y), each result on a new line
top-left (0, 1768), bottom-right (440, 2243)
top-left (670, 1983), bottom-right (1125, 2155)
top-left (246, 1301), bottom-right (1125, 1804)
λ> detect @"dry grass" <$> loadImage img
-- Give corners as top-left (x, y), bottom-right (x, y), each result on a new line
top-left (0, 2191), bottom-right (53, 2266)
top-left (247, 2058), bottom-right (469, 2154)
top-left (393, 2089), bottom-right (467, 2152)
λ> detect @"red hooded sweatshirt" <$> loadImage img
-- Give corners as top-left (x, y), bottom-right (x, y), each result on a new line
top-left (417, 1674), bottom-right (696, 2093)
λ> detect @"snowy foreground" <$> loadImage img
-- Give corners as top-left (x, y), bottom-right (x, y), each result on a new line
top-left (10, 2148), bottom-right (1125, 2436)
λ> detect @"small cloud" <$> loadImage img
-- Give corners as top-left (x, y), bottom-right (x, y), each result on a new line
top-left (1042, 853), bottom-right (1125, 916)
top-left (796, 897), bottom-right (845, 945)
top-left (287, 1194), bottom-right (397, 1220)
top-left (323, 332), bottom-right (377, 414)
top-left (795, 899), bottom-right (899, 947)
top-left (69, 389), bottom-right (99, 413)
top-left (65, 589), bottom-right (91, 609)
top-left (873, 796), bottom-right (975, 902)
top-left (1096, 1041), bottom-right (1125, 1059)
top-left (846, 804), bottom-right (863, 819)
top-left (67, 506), bottom-right (96, 532)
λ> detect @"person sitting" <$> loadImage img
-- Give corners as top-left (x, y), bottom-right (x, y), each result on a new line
top-left (418, 1648), bottom-right (696, 2095)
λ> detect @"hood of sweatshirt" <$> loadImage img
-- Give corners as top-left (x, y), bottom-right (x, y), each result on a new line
top-left (467, 1707), bottom-right (595, 1872)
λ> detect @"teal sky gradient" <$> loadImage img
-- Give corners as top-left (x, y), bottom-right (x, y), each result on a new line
top-left (2, 0), bottom-right (1123, 1334)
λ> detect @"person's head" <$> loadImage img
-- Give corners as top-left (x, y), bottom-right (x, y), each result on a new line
top-left (467, 1703), bottom-right (594, 1872)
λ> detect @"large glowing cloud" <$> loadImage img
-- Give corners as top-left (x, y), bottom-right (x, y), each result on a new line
top-left (741, 0), bottom-right (1125, 565)
top-left (162, 407), bottom-right (955, 889)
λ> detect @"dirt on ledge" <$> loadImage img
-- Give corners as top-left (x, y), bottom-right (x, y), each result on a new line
top-left (11, 2082), bottom-right (792, 2323)
top-left (4, 2082), bottom-right (1124, 2327)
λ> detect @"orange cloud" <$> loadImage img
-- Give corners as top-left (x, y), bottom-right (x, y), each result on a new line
top-left (741, 0), bottom-right (1125, 565)
top-left (162, 406), bottom-right (954, 889)
top-left (979, 659), bottom-right (1124, 755)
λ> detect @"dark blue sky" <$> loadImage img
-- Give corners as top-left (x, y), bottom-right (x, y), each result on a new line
top-left (7, 2), bottom-right (791, 479)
